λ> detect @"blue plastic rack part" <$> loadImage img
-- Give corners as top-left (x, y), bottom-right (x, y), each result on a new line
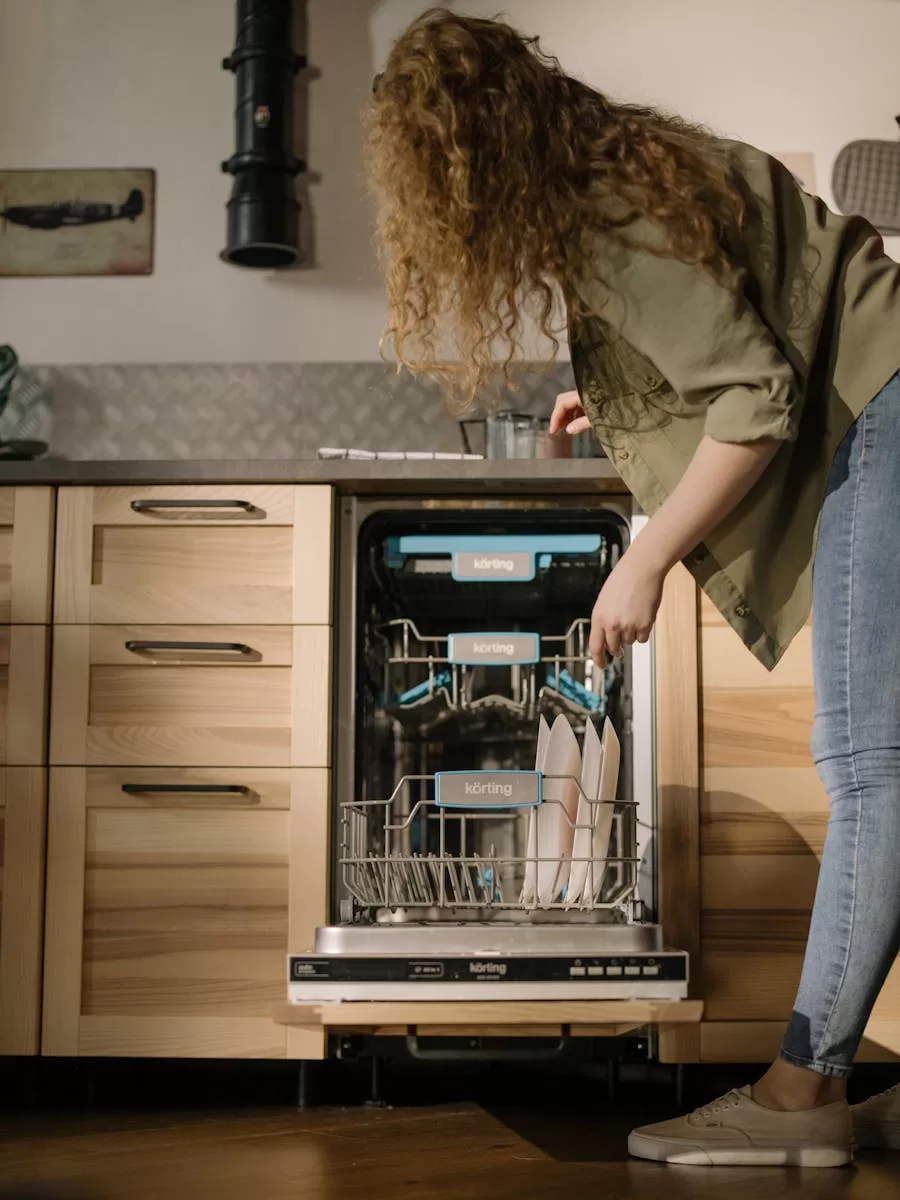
top-left (387, 534), bottom-right (602, 582)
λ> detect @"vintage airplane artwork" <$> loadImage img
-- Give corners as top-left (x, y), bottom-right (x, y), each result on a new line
top-left (0, 169), bottom-right (154, 276)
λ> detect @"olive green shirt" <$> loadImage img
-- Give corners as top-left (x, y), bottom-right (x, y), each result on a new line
top-left (569, 138), bottom-right (900, 669)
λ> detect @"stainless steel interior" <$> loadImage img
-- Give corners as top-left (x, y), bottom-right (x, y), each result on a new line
top-left (332, 496), bottom-right (657, 931)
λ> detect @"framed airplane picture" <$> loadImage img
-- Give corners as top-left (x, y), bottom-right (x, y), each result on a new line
top-left (0, 167), bottom-right (155, 277)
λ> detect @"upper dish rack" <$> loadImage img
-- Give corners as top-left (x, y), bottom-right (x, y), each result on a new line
top-left (377, 617), bottom-right (621, 726)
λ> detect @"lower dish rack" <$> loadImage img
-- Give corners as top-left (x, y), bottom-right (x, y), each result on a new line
top-left (339, 771), bottom-right (638, 923)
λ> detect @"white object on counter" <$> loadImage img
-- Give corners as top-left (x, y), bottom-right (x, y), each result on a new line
top-left (317, 447), bottom-right (484, 461)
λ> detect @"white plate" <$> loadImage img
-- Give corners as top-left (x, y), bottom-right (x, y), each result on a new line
top-left (521, 714), bottom-right (551, 905)
top-left (536, 714), bottom-right (581, 907)
top-left (589, 717), bottom-right (621, 900)
top-left (566, 717), bottom-right (604, 908)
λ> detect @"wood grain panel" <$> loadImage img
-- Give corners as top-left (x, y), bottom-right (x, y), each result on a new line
top-left (55, 485), bottom-right (333, 626)
top-left (701, 1020), bottom-right (900, 1062)
top-left (0, 489), bottom-right (54, 623)
top-left (702, 807), bottom-right (827, 856)
top-left (704, 766), bottom-right (828, 814)
top-left (81, 807), bottom-right (289, 1017)
top-left (702, 689), bottom-right (814, 768)
top-left (292, 486), bottom-right (333, 625)
top-left (8, 488), bottom-right (55, 623)
top-left (42, 768), bottom-right (88, 1055)
top-left (702, 854), bottom-right (821, 909)
top-left (1, 626), bottom-right (50, 765)
top-left (78, 1015), bottom-right (287, 1058)
top-left (0, 768), bottom-right (47, 1054)
top-left (275, 1000), bottom-right (704, 1029)
top-left (291, 626), bottom-right (331, 768)
top-left (51, 625), bottom-right (322, 768)
top-left (654, 565), bottom-right (701, 1063)
top-left (82, 766), bottom-right (295, 809)
top-left (703, 954), bottom-right (900, 1022)
top-left (702, 625), bottom-right (815, 690)
top-left (43, 767), bottom-right (330, 1059)
top-left (91, 485), bottom-right (297, 526)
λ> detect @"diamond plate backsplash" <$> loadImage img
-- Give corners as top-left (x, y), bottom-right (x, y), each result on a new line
top-left (38, 362), bottom-right (577, 460)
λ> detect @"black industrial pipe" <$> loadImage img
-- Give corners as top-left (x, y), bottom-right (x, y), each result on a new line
top-left (221, 0), bottom-right (305, 268)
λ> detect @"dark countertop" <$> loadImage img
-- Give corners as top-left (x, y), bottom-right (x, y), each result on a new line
top-left (0, 458), bottom-right (627, 495)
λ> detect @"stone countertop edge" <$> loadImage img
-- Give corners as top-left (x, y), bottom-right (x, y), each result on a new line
top-left (0, 458), bottom-right (627, 494)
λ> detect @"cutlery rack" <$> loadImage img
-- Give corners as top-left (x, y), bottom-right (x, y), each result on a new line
top-left (339, 772), bottom-right (640, 923)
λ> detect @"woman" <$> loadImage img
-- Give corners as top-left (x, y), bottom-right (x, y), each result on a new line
top-left (366, 8), bottom-right (900, 1167)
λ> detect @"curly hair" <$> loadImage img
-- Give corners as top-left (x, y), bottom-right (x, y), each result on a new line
top-left (365, 8), bottom-right (750, 406)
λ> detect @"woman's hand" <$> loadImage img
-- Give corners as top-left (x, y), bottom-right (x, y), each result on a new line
top-left (590, 552), bottom-right (665, 667)
top-left (550, 390), bottom-right (591, 436)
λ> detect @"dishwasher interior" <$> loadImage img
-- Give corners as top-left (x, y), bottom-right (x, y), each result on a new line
top-left (288, 497), bottom-right (688, 1002)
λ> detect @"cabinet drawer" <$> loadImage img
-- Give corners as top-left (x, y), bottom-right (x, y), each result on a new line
top-left (54, 485), bottom-right (332, 625)
top-left (0, 488), bottom-right (55, 623)
top-left (0, 768), bottom-right (47, 1054)
top-left (50, 625), bottom-right (331, 768)
top-left (0, 626), bottom-right (50, 765)
top-left (42, 767), bottom-right (329, 1058)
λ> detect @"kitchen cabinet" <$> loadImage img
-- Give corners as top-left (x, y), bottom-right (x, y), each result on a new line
top-left (2, 470), bottom-right (893, 1066)
top-left (54, 485), bottom-right (332, 625)
top-left (40, 484), bottom-right (334, 1060)
top-left (50, 625), bottom-right (330, 768)
top-left (0, 486), bottom-right (53, 1055)
top-left (696, 593), bottom-right (900, 1063)
top-left (42, 767), bottom-right (328, 1059)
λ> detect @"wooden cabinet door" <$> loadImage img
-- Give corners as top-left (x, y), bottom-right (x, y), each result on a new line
top-left (698, 594), bottom-right (900, 1062)
top-left (50, 625), bottom-right (330, 768)
top-left (0, 626), bottom-right (50, 765)
top-left (54, 485), bottom-right (333, 625)
top-left (0, 768), bottom-right (47, 1054)
top-left (0, 488), bottom-right (54, 624)
top-left (42, 767), bottom-right (328, 1059)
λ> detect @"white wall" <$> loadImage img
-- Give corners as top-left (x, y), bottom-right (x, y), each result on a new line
top-left (1, 0), bottom-right (898, 364)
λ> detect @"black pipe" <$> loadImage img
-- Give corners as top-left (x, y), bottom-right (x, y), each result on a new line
top-left (221, 0), bottom-right (305, 268)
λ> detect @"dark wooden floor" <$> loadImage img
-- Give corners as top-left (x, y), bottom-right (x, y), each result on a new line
top-left (1, 1101), bottom-right (899, 1200)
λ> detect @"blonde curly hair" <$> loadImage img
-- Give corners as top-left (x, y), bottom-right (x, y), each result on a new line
top-left (366, 8), bottom-right (748, 405)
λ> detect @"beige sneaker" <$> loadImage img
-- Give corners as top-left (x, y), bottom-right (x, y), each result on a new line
top-left (853, 1082), bottom-right (900, 1150)
top-left (628, 1085), bottom-right (853, 1167)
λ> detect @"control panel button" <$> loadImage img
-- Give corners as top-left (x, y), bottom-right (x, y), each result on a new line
top-left (569, 966), bottom-right (586, 977)
top-left (642, 965), bottom-right (660, 977)
top-left (587, 966), bottom-right (604, 977)
top-left (624, 966), bottom-right (641, 976)
top-left (606, 966), bottom-right (623, 976)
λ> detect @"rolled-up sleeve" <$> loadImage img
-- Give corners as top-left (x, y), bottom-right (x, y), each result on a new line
top-left (576, 222), bottom-right (803, 443)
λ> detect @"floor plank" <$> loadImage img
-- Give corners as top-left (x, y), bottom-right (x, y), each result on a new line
top-left (0, 1102), bottom-right (897, 1199)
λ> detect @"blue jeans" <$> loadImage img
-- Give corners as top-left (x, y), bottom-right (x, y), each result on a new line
top-left (780, 370), bottom-right (900, 1077)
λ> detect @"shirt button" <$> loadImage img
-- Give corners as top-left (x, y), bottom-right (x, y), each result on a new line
top-left (617, 450), bottom-right (630, 461)
top-left (734, 603), bottom-right (750, 618)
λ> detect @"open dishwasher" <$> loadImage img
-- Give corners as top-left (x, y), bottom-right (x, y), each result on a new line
top-left (288, 497), bottom-right (689, 1002)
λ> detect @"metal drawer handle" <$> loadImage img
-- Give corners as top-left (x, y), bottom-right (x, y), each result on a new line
top-left (130, 498), bottom-right (257, 513)
top-left (124, 640), bottom-right (254, 655)
top-left (121, 784), bottom-right (253, 796)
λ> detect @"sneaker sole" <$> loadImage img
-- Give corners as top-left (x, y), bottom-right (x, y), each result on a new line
top-left (628, 1132), bottom-right (853, 1167)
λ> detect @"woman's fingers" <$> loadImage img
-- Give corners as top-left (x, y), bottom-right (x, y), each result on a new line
top-left (590, 624), bottom-right (609, 669)
top-left (550, 390), bottom-right (585, 434)
top-left (564, 416), bottom-right (591, 435)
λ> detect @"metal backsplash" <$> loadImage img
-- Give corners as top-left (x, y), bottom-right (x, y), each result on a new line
top-left (40, 362), bottom-right (576, 460)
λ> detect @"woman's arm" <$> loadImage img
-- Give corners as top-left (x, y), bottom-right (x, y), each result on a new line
top-left (589, 434), bottom-right (779, 666)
